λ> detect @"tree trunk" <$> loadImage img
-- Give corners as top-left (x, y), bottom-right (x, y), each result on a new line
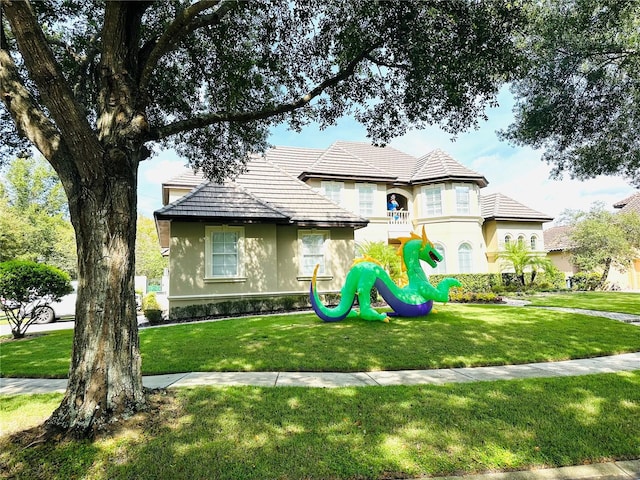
top-left (597, 258), bottom-right (612, 290)
top-left (46, 162), bottom-right (146, 438)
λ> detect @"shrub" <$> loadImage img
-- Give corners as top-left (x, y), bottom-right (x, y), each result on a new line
top-left (570, 272), bottom-right (602, 291)
top-left (448, 289), bottom-right (502, 304)
top-left (142, 292), bottom-right (163, 325)
top-left (429, 273), bottom-right (501, 293)
top-left (0, 260), bottom-right (72, 338)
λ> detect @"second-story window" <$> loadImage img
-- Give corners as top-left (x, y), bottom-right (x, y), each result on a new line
top-left (321, 181), bottom-right (344, 206)
top-left (530, 235), bottom-right (538, 250)
top-left (357, 183), bottom-right (375, 216)
top-left (423, 185), bottom-right (442, 216)
top-left (455, 185), bottom-right (470, 214)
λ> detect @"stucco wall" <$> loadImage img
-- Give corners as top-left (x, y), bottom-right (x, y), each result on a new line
top-left (167, 222), bottom-right (357, 309)
top-left (483, 220), bottom-right (548, 273)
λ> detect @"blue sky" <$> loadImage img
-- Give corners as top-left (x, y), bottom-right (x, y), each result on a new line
top-left (138, 86), bottom-right (636, 224)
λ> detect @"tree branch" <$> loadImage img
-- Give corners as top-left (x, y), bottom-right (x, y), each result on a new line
top-left (365, 52), bottom-right (410, 70)
top-left (1, 0), bottom-right (101, 163)
top-left (0, 44), bottom-right (74, 181)
top-left (138, 0), bottom-right (238, 97)
top-left (148, 44), bottom-right (377, 141)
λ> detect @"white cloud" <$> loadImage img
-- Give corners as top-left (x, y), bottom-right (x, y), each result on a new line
top-left (137, 153), bottom-right (191, 217)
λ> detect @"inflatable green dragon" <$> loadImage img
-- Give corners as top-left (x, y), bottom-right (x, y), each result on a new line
top-left (310, 227), bottom-right (461, 322)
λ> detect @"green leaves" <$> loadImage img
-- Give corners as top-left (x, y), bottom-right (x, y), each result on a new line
top-left (504, 0), bottom-right (640, 186)
top-left (0, 260), bottom-right (72, 304)
top-left (567, 203), bottom-right (640, 277)
top-left (497, 241), bottom-right (553, 287)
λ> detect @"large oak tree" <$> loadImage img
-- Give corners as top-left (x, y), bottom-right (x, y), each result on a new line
top-left (1, 0), bottom-right (524, 438)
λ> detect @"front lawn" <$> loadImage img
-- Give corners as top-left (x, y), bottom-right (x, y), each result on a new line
top-left (2, 371), bottom-right (639, 479)
top-left (2, 304), bottom-right (640, 378)
top-left (526, 292), bottom-right (640, 314)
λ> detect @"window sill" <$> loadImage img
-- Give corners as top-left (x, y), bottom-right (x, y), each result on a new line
top-left (204, 277), bottom-right (247, 283)
top-left (297, 275), bottom-right (333, 282)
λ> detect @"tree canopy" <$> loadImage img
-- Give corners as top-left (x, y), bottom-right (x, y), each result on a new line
top-left (503, 0), bottom-right (640, 186)
top-left (135, 215), bottom-right (167, 282)
top-left (1, 1), bottom-right (525, 177)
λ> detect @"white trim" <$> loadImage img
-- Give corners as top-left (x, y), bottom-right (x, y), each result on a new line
top-left (204, 225), bottom-right (245, 280)
top-left (298, 229), bottom-right (330, 276)
top-left (356, 182), bottom-right (375, 216)
top-left (421, 184), bottom-right (443, 216)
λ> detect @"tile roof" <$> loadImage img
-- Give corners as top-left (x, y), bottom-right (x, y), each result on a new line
top-left (296, 143), bottom-right (396, 182)
top-left (613, 191), bottom-right (640, 214)
top-left (155, 181), bottom-right (289, 222)
top-left (263, 146), bottom-right (324, 177)
top-left (412, 149), bottom-right (488, 187)
top-left (332, 141), bottom-right (418, 182)
top-left (155, 155), bottom-right (368, 228)
top-left (481, 193), bottom-right (553, 222)
top-left (543, 225), bottom-right (574, 252)
top-left (267, 141), bottom-right (486, 186)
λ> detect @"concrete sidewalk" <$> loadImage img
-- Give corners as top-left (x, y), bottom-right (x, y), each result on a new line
top-left (429, 460), bottom-right (640, 480)
top-left (2, 351), bottom-right (638, 395)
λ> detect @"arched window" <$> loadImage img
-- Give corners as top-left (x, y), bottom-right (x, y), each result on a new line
top-left (504, 234), bottom-right (512, 246)
top-left (517, 235), bottom-right (526, 246)
top-left (430, 243), bottom-right (447, 275)
top-left (530, 235), bottom-right (538, 250)
top-left (458, 243), bottom-right (473, 273)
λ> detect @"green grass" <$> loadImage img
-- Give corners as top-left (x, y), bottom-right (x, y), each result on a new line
top-left (2, 304), bottom-right (640, 378)
top-left (526, 291), bottom-right (640, 314)
top-left (2, 371), bottom-right (639, 479)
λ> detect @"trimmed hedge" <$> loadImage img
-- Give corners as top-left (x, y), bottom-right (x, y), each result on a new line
top-left (169, 294), bottom-right (315, 322)
top-left (429, 273), bottom-right (500, 293)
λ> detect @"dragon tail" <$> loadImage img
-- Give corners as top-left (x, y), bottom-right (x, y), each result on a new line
top-left (309, 264), bottom-right (354, 322)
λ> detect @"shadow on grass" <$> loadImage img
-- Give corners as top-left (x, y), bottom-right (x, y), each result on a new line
top-left (3, 371), bottom-right (639, 479)
top-left (138, 306), bottom-right (640, 374)
top-left (2, 305), bottom-right (640, 378)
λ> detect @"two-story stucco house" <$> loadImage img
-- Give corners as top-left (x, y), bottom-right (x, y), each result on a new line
top-left (155, 141), bottom-right (553, 317)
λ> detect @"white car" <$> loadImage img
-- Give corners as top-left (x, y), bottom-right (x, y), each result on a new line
top-left (29, 281), bottom-right (78, 324)
top-left (29, 283), bottom-right (142, 324)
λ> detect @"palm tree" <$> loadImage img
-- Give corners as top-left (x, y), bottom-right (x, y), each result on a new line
top-left (498, 241), bottom-right (552, 288)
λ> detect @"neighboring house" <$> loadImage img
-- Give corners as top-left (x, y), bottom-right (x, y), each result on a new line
top-left (155, 141), bottom-right (554, 315)
top-left (543, 191), bottom-right (640, 291)
top-left (608, 191), bottom-right (640, 290)
top-left (543, 225), bottom-right (576, 279)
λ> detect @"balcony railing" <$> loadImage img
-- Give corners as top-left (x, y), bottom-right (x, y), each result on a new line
top-left (386, 210), bottom-right (411, 225)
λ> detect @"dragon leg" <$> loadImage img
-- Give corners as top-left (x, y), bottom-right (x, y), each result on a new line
top-left (355, 284), bottom-right (388, 322)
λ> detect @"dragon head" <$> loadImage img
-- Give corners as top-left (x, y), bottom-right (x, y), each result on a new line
top-left (398, 226), bottom-right (443, 269)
